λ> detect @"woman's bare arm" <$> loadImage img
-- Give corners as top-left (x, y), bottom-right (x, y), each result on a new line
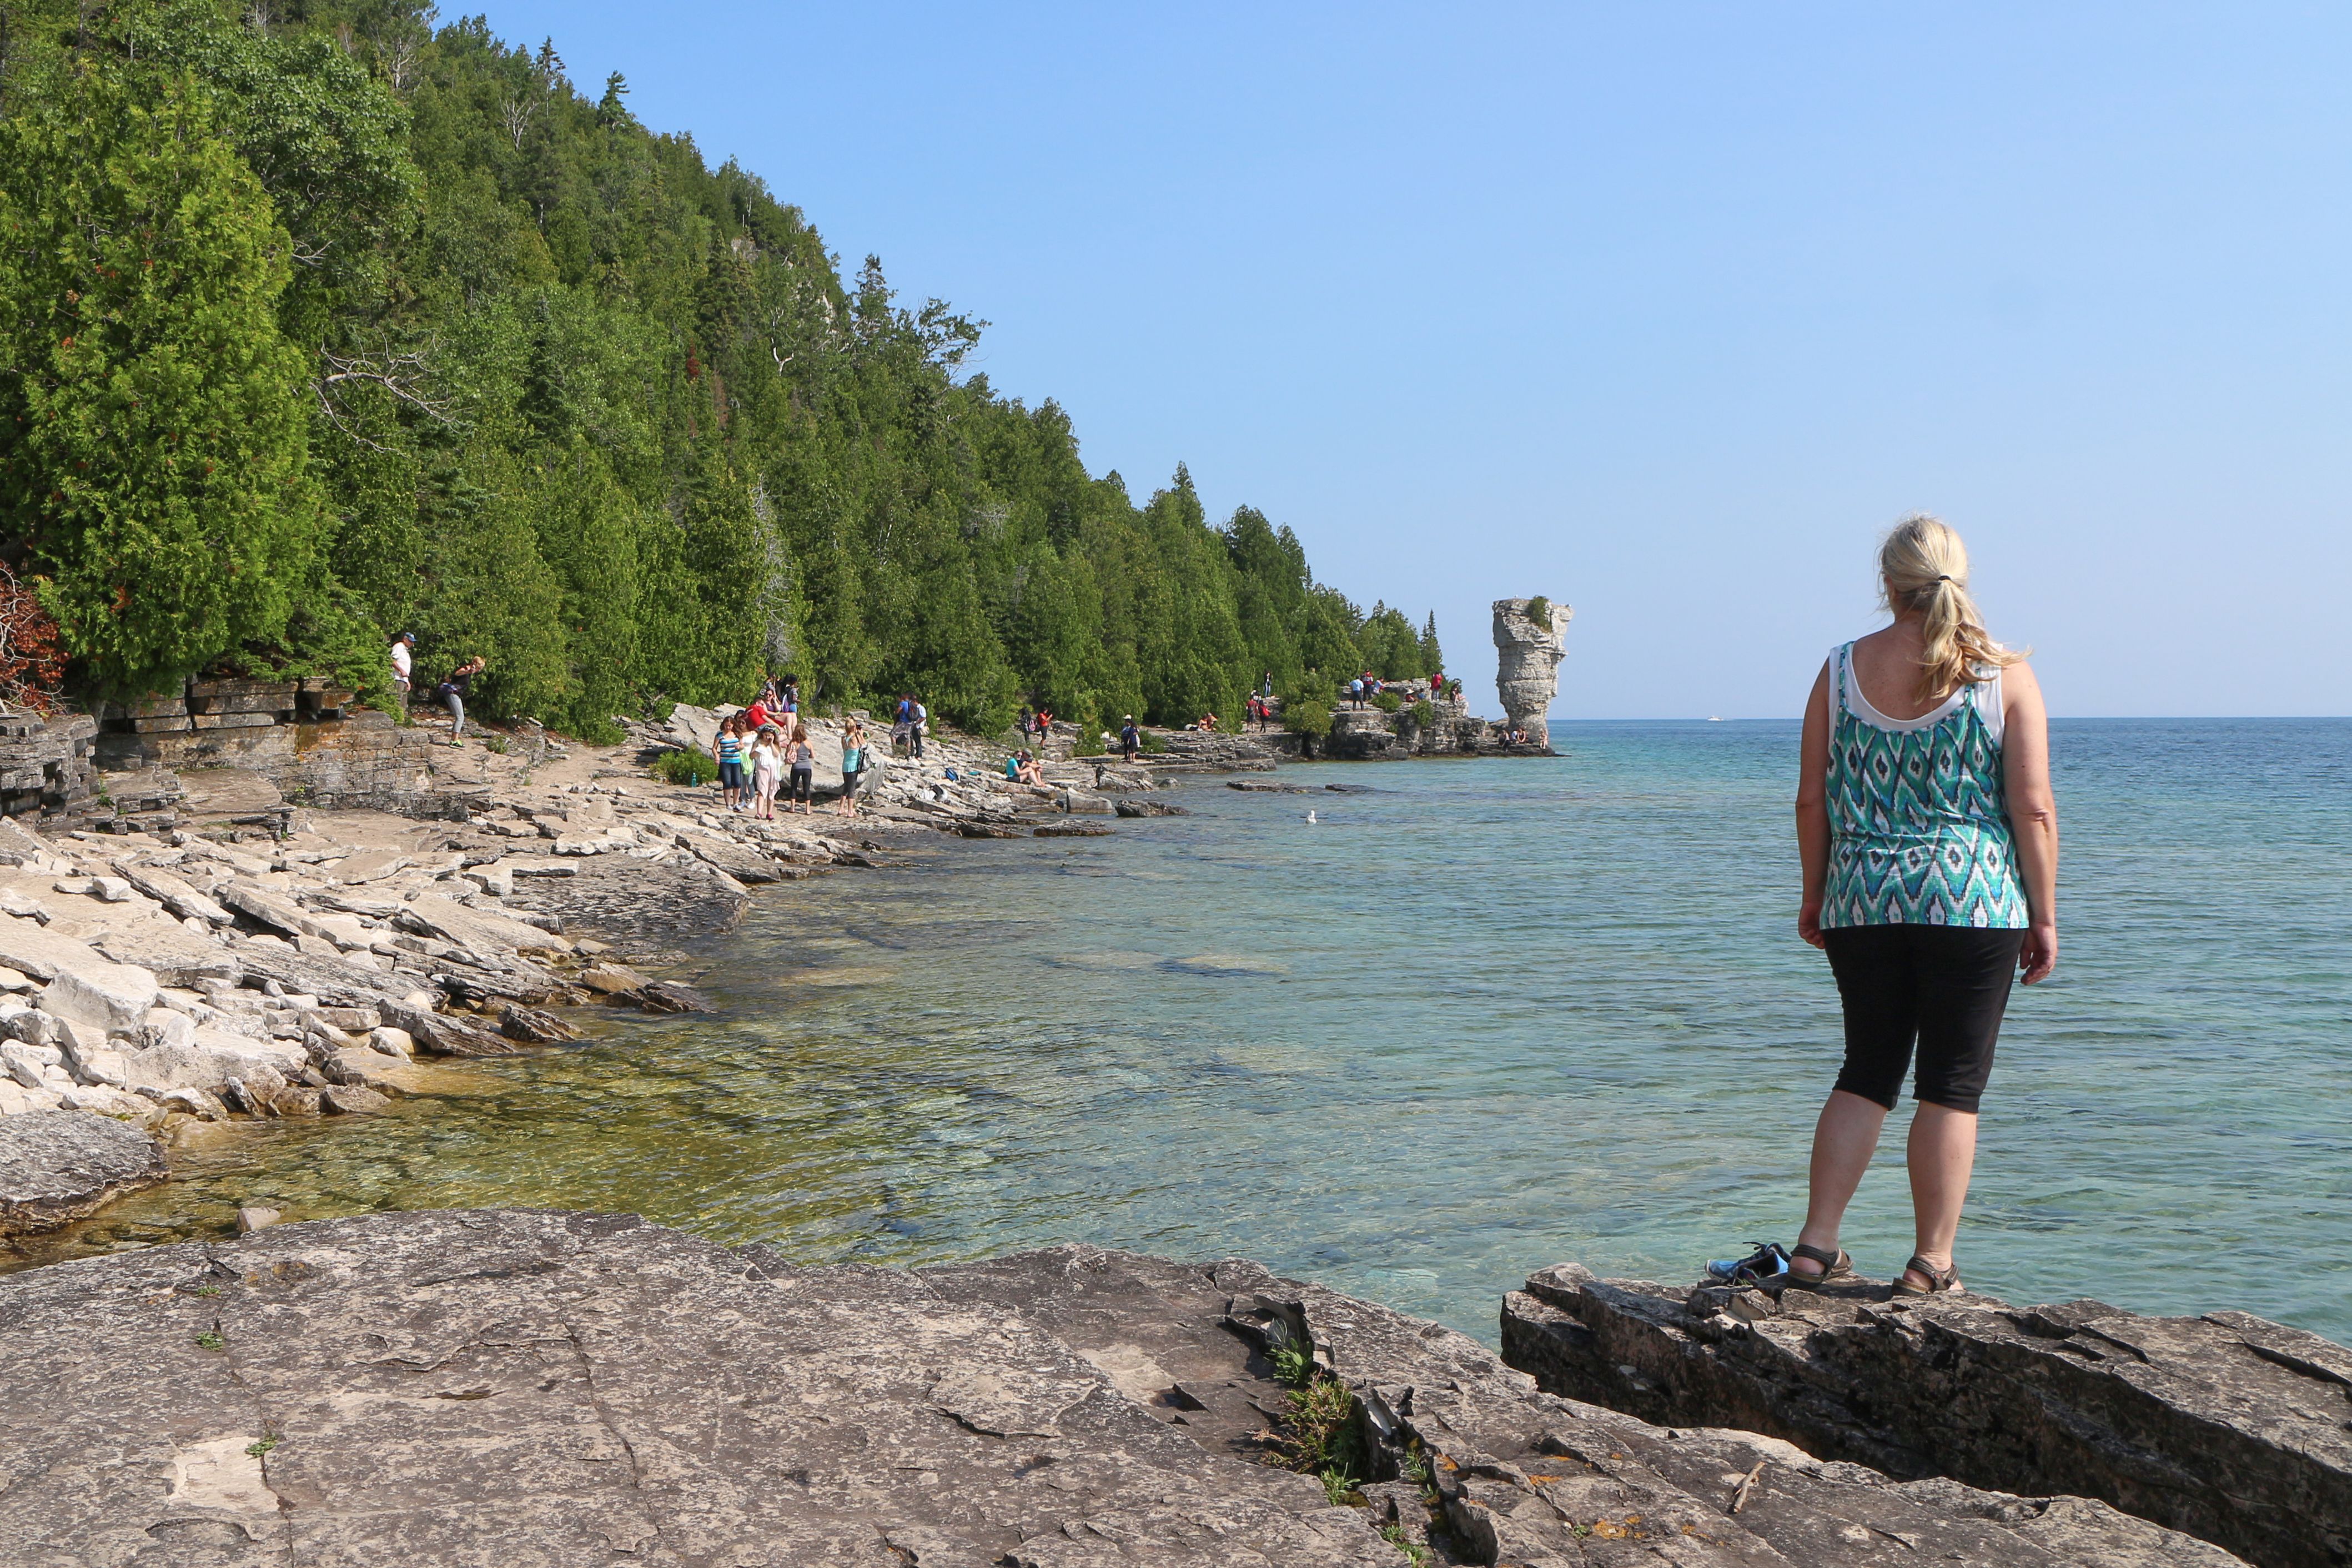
top-left (1796, 661), bottom-right (1832, 948)
top-left (2002, 661), bottom-right (2059, 983)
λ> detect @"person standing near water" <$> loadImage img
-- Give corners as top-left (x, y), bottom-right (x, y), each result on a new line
top-left (837, 718), bottom-right (866, 817)
top-left (1718, 515), bottom-right (2057, 1298)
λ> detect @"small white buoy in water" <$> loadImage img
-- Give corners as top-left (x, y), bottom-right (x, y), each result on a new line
top-left (1306, 809), bottom-right (1318, 824)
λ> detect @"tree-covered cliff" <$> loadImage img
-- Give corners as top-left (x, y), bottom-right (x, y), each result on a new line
top-left (0, 1), bottom-right (1443, 737)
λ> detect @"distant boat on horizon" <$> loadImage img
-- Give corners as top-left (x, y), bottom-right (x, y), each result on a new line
top-left (1707, 715), bottom-right (1723, 722)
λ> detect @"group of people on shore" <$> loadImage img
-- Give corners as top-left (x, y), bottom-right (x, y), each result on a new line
top-left (715, 678), bottom-right (865, 819)
top-left (1343, 668), bottom-right (1447, 710)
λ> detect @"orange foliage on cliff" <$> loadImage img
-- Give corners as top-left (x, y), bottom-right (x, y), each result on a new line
top-left (0, 567), bottom-right (66, 716)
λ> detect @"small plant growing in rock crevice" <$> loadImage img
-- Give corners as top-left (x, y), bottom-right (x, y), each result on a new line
top-left (1380, 1522), bottom-right (1432, 1566)
top-left (194, 1331), bottom-right (225, 1351)
top-left (245, 1434), bottom-right (280, 1458)
top-left (1263, 1326), bottom-right (1369, 1506)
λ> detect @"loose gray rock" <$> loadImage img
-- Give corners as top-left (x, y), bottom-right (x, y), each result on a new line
top-left (1502, 1262), bottom-right (2345, 1568)
top-left (0, 1109), bottom-right (167, 1237)
top-left (497, 1002), bottom-right (579, 1044)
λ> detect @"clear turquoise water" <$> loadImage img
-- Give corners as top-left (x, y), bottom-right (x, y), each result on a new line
top-left (40, 720), bottom-right (2352, 1345)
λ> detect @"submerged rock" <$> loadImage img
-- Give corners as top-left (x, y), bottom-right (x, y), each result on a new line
top-left (0, 1209), bottom-right (2246, 1565)
top-left (0, 1109), bottom-right (167, 1237)
top-left (1501, 1261), bottom-right (2347, 1568)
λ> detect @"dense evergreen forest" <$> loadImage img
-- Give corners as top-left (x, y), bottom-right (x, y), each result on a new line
top-left (0, 0), bottom-right (1443, 740)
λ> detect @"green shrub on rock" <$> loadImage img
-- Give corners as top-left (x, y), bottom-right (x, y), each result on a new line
top-left (1373, 690), bottom-right (1403, 714)
top-left (652, 746), bottom-right (719, 787)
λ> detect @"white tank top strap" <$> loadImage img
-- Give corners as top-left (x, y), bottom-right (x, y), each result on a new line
top-left (1974, 664), bottom-right (2006, 748)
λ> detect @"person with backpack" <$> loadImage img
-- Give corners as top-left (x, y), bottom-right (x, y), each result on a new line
top-left (1120, 715), bottom-right (1140, 762)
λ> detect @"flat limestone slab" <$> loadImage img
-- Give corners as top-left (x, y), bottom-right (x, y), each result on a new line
top-left (0, 1110), bottom-right (167, 1237)
top-left (0, 1212), bottom-right (1385, 1567)
top-left (0, 1212), bottom-right (2243, 1566)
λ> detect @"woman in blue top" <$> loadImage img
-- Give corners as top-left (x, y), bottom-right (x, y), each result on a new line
top-left (1741, 516), bottom-right (2058, 1299)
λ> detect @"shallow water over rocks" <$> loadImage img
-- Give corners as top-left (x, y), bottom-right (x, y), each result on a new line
top-left (16, 720), bottom-right (2351, 1345)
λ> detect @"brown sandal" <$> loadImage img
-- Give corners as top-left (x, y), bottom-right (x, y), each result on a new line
top-left (1782, 1243), bottom-right (1852, 1291)
top-left (1893, 1255), bottom-right (1963, 1296)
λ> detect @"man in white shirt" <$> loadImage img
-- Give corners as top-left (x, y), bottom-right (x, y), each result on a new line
top-left (390, 633), bottom-right (415, 712)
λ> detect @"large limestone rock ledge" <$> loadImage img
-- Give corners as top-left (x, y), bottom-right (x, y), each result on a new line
top-left (1502, 1262), bottom-right (2350, 1568)
top-left (0, 1210), bottom-right (2237, 1566)
top-left (0, 1109), bottom-right (165, 1236)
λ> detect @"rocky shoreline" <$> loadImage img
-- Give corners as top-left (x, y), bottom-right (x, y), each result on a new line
top-left (5, 1206), bottom-right (2329, 1566)
top-left (0, 702), bottom-right (1227, 1247)
top-left (0, 661), bottom-right (1591, 1252)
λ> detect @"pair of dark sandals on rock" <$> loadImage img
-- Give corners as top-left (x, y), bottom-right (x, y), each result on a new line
top-left (1709, 1240), bottom-right (1961, 1296)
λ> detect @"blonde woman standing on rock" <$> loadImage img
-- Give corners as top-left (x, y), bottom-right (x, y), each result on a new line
top-left (1715, 515), bottom-right (2057, 1298)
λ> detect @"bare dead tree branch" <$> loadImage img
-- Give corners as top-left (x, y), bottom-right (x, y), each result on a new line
top-left (500, 95), bottom-right (538, 150)
top-left (312, 339), bottom-right (453, 449)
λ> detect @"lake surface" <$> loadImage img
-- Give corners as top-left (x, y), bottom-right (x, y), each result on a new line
top-left (29, 720), bottom-right (2352, 1345)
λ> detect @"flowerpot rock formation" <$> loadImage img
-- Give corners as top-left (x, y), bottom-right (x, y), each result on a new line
top-left (1491, 597), bottom-right (1572, 748)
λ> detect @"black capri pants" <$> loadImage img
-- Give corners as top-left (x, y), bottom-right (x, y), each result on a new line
top-left (788, 766), bottom-right (812, 805)
top-left (1820, 924), bottom-right (2025, 1114)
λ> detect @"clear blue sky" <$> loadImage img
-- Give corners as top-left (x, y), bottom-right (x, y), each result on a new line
top-left (473, 2), bottom-right (2349, 718)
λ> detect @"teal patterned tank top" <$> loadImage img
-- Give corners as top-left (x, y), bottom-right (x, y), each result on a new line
top-left (1823, 642), bottom-right (2028, 929)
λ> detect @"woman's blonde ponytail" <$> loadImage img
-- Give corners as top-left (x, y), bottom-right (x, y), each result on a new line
top-left (1878, 515), bottom-right (2024, 702)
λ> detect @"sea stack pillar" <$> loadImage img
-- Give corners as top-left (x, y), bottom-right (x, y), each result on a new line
top-left (1492, 597), bottom-right (1572, 748)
